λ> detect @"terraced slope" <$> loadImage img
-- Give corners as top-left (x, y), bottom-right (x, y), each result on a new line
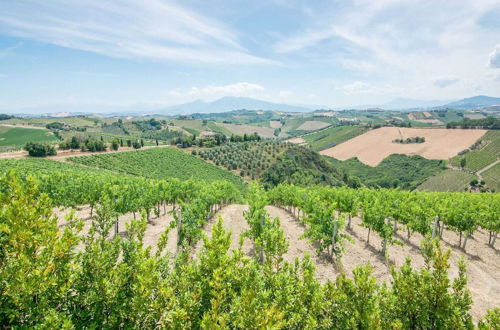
top-left (302, 126), bottom-right (368, 151)
top-left (68, 147), bottom-right (246, 191)
top-left (417, 169), bottom-right (476, 192)
top-left (450, 130), bottom-right (500, 172)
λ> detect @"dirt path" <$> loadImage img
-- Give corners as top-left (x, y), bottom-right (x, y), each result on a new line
top-left (193, 204), bottom-right (254, 257)
top-left (55, 203), bottom-right (499, 320)
top-left (476, 159), bottom-right (500, 180)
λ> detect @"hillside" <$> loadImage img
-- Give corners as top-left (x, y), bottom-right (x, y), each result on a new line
top-left (68, 147), bottom-right (246, 191)
top-left (327, 154), bottom-right (445, 189)
top-left (0, 126), bottom-right (59, 151)
top-left (301, 125), bottom-right (368, 151)
top-left (260, 146), bottom-right (351, 188)
top-left (450, 130), bottom-right (500, 171)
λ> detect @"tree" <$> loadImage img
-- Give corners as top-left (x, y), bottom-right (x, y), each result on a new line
top-left (461, 158), bottom-right (466, 169)
top-left (140, 139), bottom-right (144, 147)
top-left (132, 140), bottom-right (142, 149)
top-left (24, 142), bottom-right (57, 157)
top-left (111, 139), bottom-right (119, 151)
top-left (127, 140), bottom-right (132, 148)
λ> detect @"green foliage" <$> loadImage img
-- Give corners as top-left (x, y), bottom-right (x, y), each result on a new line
top-left (198, 141), bottom-right (290, 178)
top-left (328, 154), bottom-right (445, 190)
top-left (418, 170), bottom-right (476, 192)
top-left (447, 117), bottom-right (500, 129)
top-left (24, 141), bottom-right (57, 157)
top-left (451, 130), bottom-right (500, 171)
top-left (260, 146), bottom-right (348, 188)
top-left (68, 147), bottom-right (246, 191)
top-left (302, 125), bottom-right (368, 151)
top-left (0, 126), bottom-right (58, 149)
top-left (0, 173), bottom-right (495, 328)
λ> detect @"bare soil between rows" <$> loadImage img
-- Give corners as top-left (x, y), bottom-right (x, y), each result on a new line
top-left (56, 203), bottom-right (499, 321)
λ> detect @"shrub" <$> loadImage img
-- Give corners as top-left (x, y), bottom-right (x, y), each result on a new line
top-left (24, 142), bottom-right (57, 157)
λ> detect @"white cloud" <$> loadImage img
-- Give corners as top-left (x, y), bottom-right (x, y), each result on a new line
top-left (0, 0), bottom-right (274, 65)
top-left (278, 90), bottom-right (292, 98)
top-left (341, 81), bottom-right (399, 95)
top-left (433, 76), bottom-right (459, 88)
top-left (490, 45), bottom-right (500, 68)
top-left (168, 82), bottom-right (265, 98)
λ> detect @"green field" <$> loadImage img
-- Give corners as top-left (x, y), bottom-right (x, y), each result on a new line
top-left (2, 116), bottom-right (98, 127)
top-left (68, 147), bottom-right (245, 190)
top-left (450, 130), bottom-right (500, 171)
top-left (417, 169), bottom-right (476, 192)
top-left (482, 162), bottom-right (500, 192)
top-left (327, 154), bottom-right (445, 190)
top-left (0, 157), bottom-right (134, 180)
top-left (0, 126), bottom-right (59, 149)
top-left (302, 126), bottom-right (368, 151)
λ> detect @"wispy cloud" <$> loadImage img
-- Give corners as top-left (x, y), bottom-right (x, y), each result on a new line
top-left (433, 76), bottom-right (459, 88)
top-left (341, 81), bottom-right (399, 95)
top-left (167, 82), bottom-right (265, 99)
top-left (0, 73), bottom-right (7, 78)
top-left (0, 42), bottom-right (22, 58)
top-left (0, 0), bottom-right (274, 65)
top-left (490, 45), bottom-right (500, 68)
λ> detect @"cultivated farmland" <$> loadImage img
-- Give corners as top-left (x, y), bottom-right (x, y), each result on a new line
top-left (218, 123), bottom-right (277, 138)
top-left (296, 120), bottom-right (330, 131)
top-left (0, 125), bottom-right (59, 151)
top-left (68, 147), bottom-right (246, 191)
top-left (320, 127), bottom-right (487, 166)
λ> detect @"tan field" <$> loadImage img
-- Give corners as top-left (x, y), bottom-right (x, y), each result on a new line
top-left (296, 120), bottom-right (330, 130)
top-left (320, 127), bottom-right (487, 166)
top-left (269, 120), bottom-right (282, 128)
top-left (287, 137), bottom-right (306, 145)
top-left (218, 123), bottom-right (276, 138)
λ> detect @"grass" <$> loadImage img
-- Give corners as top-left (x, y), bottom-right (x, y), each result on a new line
top-left (482, 163), bottom-right (500, 192)
top-left (327, 154), bottom-right (445, 190)
top-left (450, 130), bottom-right (500, 172)
top-left (417, 170), bottom-right (476, 192)
top-left (302, 126), bottom-right (368, 151)
top-left (0, 126), bottom-right (59, 148)
top-left (68, 147), bottom-right (246, 191)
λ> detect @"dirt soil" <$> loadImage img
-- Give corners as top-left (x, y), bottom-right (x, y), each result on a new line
top-left (56, 203), bottom-right (499, 321)
top-left (320, 127), bottom-right (487, 166)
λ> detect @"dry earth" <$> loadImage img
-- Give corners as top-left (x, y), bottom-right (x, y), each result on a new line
top-left (296, 121), bottom-right (330, 131)
top-left (287, 137), bottom-right (307, 145)
top-left (269, 121), bottom-right (282, 129)
top-left (320, 127), bottom-right (487, 166)
top-left (57, 203), bottom-right (499, 321)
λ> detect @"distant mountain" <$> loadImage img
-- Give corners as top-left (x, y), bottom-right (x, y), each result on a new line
top-left (382, 98), bottom-right (451, 110)
top-left (157, 96), bottom-right (313, 114)
top-left (440, 95), bottom-right (500, 109)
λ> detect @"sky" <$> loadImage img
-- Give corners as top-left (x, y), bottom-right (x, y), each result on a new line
top-left (0, 0), bottom-right (500, 113)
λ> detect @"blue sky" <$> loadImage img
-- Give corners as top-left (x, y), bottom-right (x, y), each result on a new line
top-left (1, 0), bottom-right (500, 112)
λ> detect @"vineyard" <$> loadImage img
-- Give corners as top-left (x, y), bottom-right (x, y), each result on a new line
top-left (1, 156), bottom-right (499, 327)
top-left (301, 125), bottom-right (368, 151)
top-left (450, 130), bottom-right (500, 172)
top-left (67, 147), bottom-right (246, 191)
top-left (196, 141), bottom-right (292, 179)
